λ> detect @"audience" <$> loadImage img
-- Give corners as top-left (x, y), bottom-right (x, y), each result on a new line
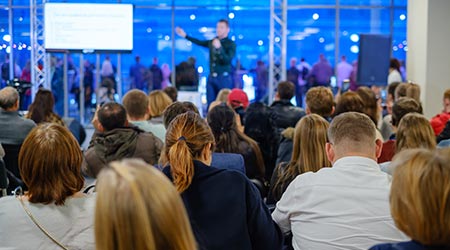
top-left (270, 81), bottom-right (306, 132)
top-left (333, 91), bottom-right (365, 117)
top-left (25, 88), bottom-right (65, 126)
top-left (208, 104), bottom-right (265, 182)
top-left (356, 86), bottom-right (381, 127)
top-left (430, 88), bottom-right (450, 136)
top-left (82, 102), bottom-right (162, 178)
top-left (0, 123), bottom-right (95, 249)
top-left (95, 159), bottom-right (197, 250)
top-left (380, 82), bottom-right (401, 141)
top-left (370, 148), bottom-right (450, 250)
top-left (163, 86), bottom-right (178, 102)
top-left (378, 97), bottom-right (423, 163)
top-left (272, 112), bottom-right (407, 249)
top-left (268, 114), bottom-right (330, 205)
top-left (148, 90), bottom-right (172, 140)
top-left (161, 111), bottom-right (283, 250)
top-left (208, 88), bottom-right (231, 112)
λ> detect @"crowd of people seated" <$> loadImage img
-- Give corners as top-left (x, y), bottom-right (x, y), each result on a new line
top-left (0, 78), bottom-right (450, 250)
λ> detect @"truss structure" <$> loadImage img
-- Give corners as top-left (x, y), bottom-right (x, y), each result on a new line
top-left (30, 0), bottom-right (48, 95)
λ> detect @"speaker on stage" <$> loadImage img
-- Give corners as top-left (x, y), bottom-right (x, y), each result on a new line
top-left (357, 34), bottom-right (392, 87)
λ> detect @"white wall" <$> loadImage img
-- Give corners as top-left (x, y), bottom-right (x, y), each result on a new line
top-left (407, 0), bottom-right (450, 118)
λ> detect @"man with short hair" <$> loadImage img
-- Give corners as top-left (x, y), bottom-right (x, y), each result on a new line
top-left (176, 19), bottom-right (236, 105)
top-left (272, 112), bottom-right (407, 250)
top-left (307, 54), bottom-right (333, 87)
top-left (83, 102), bottom-right (162, 178)
top-left (271, 81), bottom-right (306, 132)
top-left (0, 87), bottom-right (36, 145)
top-left (305, 86), bottom-right (334, 120)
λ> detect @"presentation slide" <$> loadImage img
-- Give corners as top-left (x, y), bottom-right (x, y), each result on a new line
top-left (44, 3), bottom-right (133, 52)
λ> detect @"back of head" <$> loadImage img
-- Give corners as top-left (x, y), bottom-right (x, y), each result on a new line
top-left (277, 81), bottom-right (295, 100)
top-left (356, 86), bottom-right (379, 125)
top-left (392, 97), bottom-right (423, 127)
top-left (390, 58), bottom-right (401, 71)
top-left (164, 112), bottom-right (214, 193)
top-left (19, 123), bottom-right (83, 205)
top-left (95, 159), bottom-right (197, 250)
top-left (122, 89), bottom-right (149, 120)
top-left (395, 113), bottom-right (436, 153)
top-left (163, 86), bottom-right (178, 102)
top-left (394, 83), bottom-right (421, 103)
top-left (215, 88), bottom-right (231, 103)
top-left (98, 102), bottom-right (127, 131)
top-left (244, 102), bottom-right (277, 145)
top-left (227, 88), bottom-right (249, 110)
top-left (334, 91), bottom-right (364, 117)
top-left (305, 87), bottom-right (334, 118)
top-left (328, 112), bottom-right (376, 155)
top-left (28, 88), bottom-right (56, 124)
top-left (148, 90), bottom-right (173, 117)
top-left (163, 101), bottom-right (199, 129)
top-left (444, 88), bottom-right (450, 101)
top-left (0, 86), bottom-right (19, 110)
top-left (207, 104), bottom-right (238, 150)
top-left (387, 82), bottom-right (401, 99)
top-left (390, 148), bottom-right (450, 246)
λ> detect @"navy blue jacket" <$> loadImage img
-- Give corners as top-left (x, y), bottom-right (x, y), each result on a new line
top-left (163, 160), bottom-right (283, 250)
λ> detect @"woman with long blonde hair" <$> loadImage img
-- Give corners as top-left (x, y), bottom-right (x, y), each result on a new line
top-left (95, 159), bottom-right (196, 250)
top-left (161, 111), bottom-right (283, 250)
top-left (268, 114), bottom-right (331, 204)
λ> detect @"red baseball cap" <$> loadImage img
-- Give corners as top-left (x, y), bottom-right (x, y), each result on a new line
top-left (227, 88), bottom-right (249, 109)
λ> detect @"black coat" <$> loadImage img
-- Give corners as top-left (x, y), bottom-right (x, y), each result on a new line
top-left (270, 99), bottom-right (306, 130)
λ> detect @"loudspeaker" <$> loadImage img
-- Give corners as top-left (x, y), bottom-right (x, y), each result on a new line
top-left (357, 34), bottom-right (391, 87)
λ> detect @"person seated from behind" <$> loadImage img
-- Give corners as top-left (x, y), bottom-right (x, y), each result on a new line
top-left (25, 88), bottom-right (65, 126)
top-left (208, 104), bottom-right (265, 182)
top-left (370, 148), bottom-right (450, 250)
top-left (161, 111), bottom-right (283, 250)
top-left (163, 101), bottom-right (245, 174)
top-left (378, 97), bottom-right (423, 163)
top-left (0, 123), bottom-right (95, 250)
top-left (268, 114), bottom-right (331, 205)
top-left (272, 112), bottom-right (408, 250)
top-left (227, 88), bottom-right (249, 128)
top-left (208, 88), bottom-right (231, 112)
top-left (430, 88), bottom-right (450, 136)
top-left (163, 86), bottom-right (178, 102)
top-left (122, 89), bottom-right (162, 141)
top-left (380, 113), bottom-right (436, 174)
top-left (82, 102), bottom-right (162, 178)
top-left (270, 81), bottom-right (306, 133)
top-left (148, 90), bottom-right (173, 141)
top-left (95, 159), bottom-right (197, 250)
top-left (0, 86), bottom-right (36, 145)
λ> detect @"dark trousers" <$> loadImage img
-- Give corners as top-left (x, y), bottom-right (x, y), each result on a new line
top-left (207, 73), bottom-right (233, 105)
top-left (295, 85), bottom-right (307, 108)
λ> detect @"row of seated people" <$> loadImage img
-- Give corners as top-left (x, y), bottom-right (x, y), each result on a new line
top-left (0, 81), bottom-right (450, 249)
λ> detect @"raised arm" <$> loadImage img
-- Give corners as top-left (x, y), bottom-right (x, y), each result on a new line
top-left (176, 26), bottom-right (209, 48)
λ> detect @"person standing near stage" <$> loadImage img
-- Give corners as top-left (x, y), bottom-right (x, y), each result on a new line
top-left (176, 19), bottom-right (236, 105)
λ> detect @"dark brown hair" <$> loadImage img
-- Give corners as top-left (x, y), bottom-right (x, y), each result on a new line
top-left (391, 97), bottom-right (422, 127)
top-left (277, 81), bottom-right (295, 100)
top-left (122, 89), bottom-right (149, 120)
top-left (305, 87), bottom-right (334, 118)
top-left (334, 91), bottom-right (364, 117)
top-left (19, 123), bottom-right (84, 205)
top-left (27, 88), bottom-right (62, 124)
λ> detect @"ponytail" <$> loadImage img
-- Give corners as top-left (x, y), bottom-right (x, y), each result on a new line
top-left (168, 139), bottom-right (195, 193)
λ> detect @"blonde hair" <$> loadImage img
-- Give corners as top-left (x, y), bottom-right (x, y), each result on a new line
top-left (148, 90), bottom-right (173, 118)
top-left (390, 148), bottom-right (450, 246)
top-left (162, 112), bottom-right (215, 193)
top-left (95, 159), bottom-right (197, 250)
top-left (215, 88), bottom-right (231, 102)
top-left (395, 113), bottom-right (436, 153)
top-left (272, 114), bottom-right (331, 200)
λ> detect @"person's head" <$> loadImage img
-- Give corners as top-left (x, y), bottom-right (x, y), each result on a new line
top-left (97, 102), bottom-right (128, 132)
top-left (163, 86), bottom-right (178, 102)
top-left (390, 58), bottom-right (401, 72)
top-left (215, 88), bottom-right (231, 103)
top-left (386, 82), bottom-right (401, 114)
top-left (394, 82), bottom-right (421, 103)
top-left (162, 101), bottom-right (199, 129)
top-left (444, 89), bottom-right (450, 113)
top-left (135, 55), bottom-right (140, 63)
top-left (244, 102), bottom-right (278, 146)
top-left (148, 90), bottom-right (173, 118)
top-left (289, 57), bottom-right (297, 67)
top-left (19, 123), bottom-right (84, 205)
top-left (0, 86), bottom-right (19, 111)
top-left (216, 19), bottom-right (230, 39)
top-left (389, 148), bottom-right (450, 246)
top-left (276, 81), bottom-right (295, 100)
top-left (163, 112), bottom-right (214, 193)
top-left (28, 88), bottom-right (57, 124)
top-left (356, 86), bottom-right (380, 125)
top-left (122, 89), bottom-right (149, 121)
top-left (227, 88), bottom-right (249, 110)
top-left (95, 159), bottom-right (197, 250)
top-left (334, 91), bottom-right (364, 117)
top-left (341, 55), bottom-right (347, 61)
top-left (272, 114), bottom-right (331, 199)
top-left (391, 97), bottom-right (423, 127)
top-left (305, 87), bottom-right (334, 118)
top-left (327, 112), bottom-right (382, 163)
top-left (395, 113), bottom-right (436, 153)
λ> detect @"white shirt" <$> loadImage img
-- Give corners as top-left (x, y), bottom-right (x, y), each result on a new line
top-left (387, 70), bottom-right (402, 84)
top-left (336, 61), bottom-right (353, 88)
top-left (272, 156), bottom-right (408, 250)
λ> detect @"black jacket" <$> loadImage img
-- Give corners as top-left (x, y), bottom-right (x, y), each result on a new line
top-left (270, 99), bottom-right (306, 130)
top-left (163, 161), bottom-right (283, 250)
